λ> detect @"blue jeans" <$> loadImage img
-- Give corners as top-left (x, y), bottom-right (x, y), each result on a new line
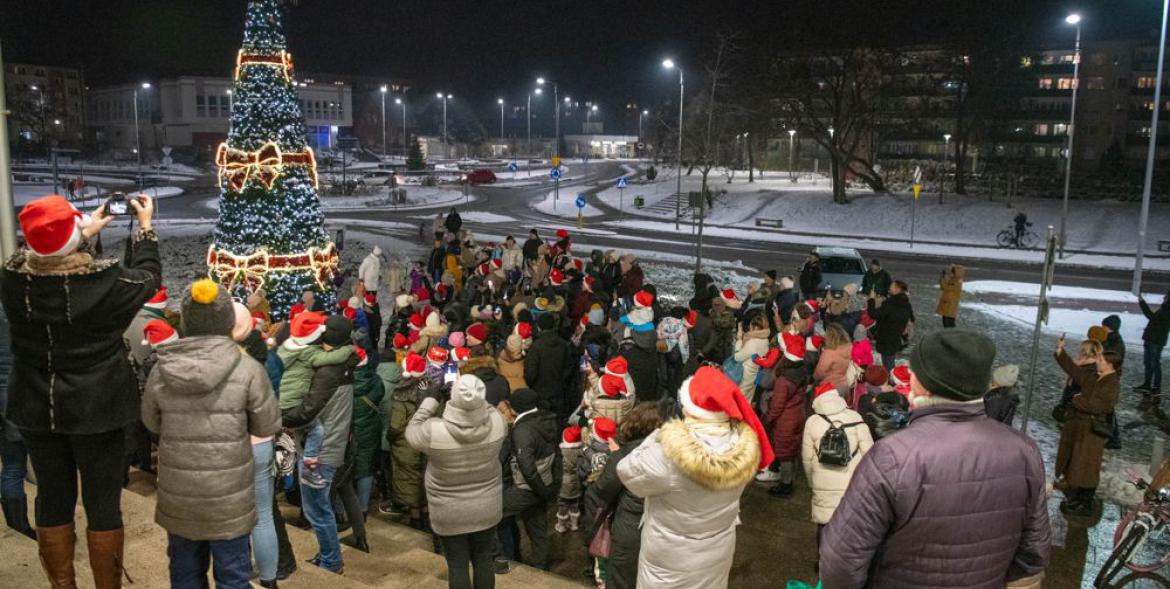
top-left (0, 438), bottom-right (28, 500)
top-left (355, 476), bottom-right (373, 512)
top-left (251, 441), bottom-right (278, 582)
top-left (1145, 343), bottom-right (1165, 391)
top-left (299, 461), bottom-right (342, 572)
top-left (303, 421), bottom-right (324, 460)
top-left (167, 533), bottom-right (252, 589)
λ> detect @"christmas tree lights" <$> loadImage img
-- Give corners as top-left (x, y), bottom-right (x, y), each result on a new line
top-left (210, 0), bottom-right (336, 319)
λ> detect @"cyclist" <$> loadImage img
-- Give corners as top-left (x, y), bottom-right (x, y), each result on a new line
top-left (1013, 212), bottom-right (1032, 246)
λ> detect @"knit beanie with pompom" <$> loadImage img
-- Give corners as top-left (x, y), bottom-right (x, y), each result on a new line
top-left (181, 279), bottom-right (235, 337)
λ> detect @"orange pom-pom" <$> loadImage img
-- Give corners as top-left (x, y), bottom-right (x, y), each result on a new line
top-left (191, 279), bottom-right (220, 305)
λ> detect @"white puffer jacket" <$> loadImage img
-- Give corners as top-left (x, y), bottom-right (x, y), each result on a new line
top-left (732, 332), bottom-right (770, 403)
top-left (801, 390), bottom-right (873, 524)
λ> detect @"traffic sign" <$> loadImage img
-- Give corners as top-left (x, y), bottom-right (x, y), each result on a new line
top-left (550, 167), bottom-right (562, 180)
top-left (508, 161), bottom-right (519, 172)
top-left (616, 177), bottom-right (628, 189)
top-left (575, 194), bottom-right (586, 209)
top-left (551, 156), bottom-right (561, 168)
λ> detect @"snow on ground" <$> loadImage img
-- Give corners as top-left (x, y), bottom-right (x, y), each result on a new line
top-left (965, 302), bottom-right (1155, 355)
top-left (533, 189), bottom-right (603, 218)
top-left (441, 211), bottom-right (516, 224)
top-left (598, 167), bottom-right (1170, 257)
top-left (609, 218), bottom-right (1170, 272)
top-left (966, 280), bottom-right (1162, 303)
top-left (14, 184), bottom-right (185, 206)
top-left (14, 160), bottom-right (206, 177)
top-left (202, 187), bottom-right (471, 212)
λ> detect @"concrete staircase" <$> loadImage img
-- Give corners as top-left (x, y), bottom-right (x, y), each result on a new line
top-left (0, 478), bottom-right (586, 589)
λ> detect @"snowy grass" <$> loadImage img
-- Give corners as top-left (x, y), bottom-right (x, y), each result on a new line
top-left (533, 190), bottom-right (603, 218)
top-left (966, 280), bottom-right (1163, 303)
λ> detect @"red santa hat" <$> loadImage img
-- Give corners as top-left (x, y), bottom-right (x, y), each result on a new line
top-left (604, 356), bottom-right (629, 377)
top-left (590, 417), bottom-right (617, 442)
top-left (364, 292), bottom-right (378, 308)
top-left (19, 195), bottom-right (87, 257)
top-left (633, 290), bottom-right (654, 309)
top-left (144, 288), bottom-right (168, 311)
top-left (684, 310), bottom-right (698, 330)
top-left (814, 381), bottom-right (837, 399)
top-left (477, 263), bottom-right (491, 277)
top-left (491, 258), bottom-right (504, 270)
top-left (452, 347), bottom-right (472, 364)
top-left (436, 283), bottom-right (450, 299)
top-left (407, 330), bottom-right (421, 346)
top-left (427, 346), bottom-right (449, 365)
top-left (289, 311), bottom-right (327, 347)
top-left (719, 289), bottom-right (742, 310)
top-left (141, 319), bottom-right (178, 347)
top-left (561, 425), bottom-right (583, 447)
top-left (781, 332), bottom-right (806, 362)
top-left (515, 322), bottom-right (533, 340)
top-left (412, 287), bottom-right (431, 303)
top-left (860, 310), bottom-right (876, 329)
top-left (599, 373), bottom-right (627, 398)
top-left (550, 269), bottom-right (565, 286)
top-left (678, 367), bottom-right (775, 469)
top-left (288, 302), bottom-right (307, 320)
top-left (401, 351), bottom-right (426, 378)
top-left (804, 299), bottom-right (820, 312)
top-left (556, 228), bottom-right (570, 240)
top-left (571, 258), bottom-right (584, 273)
top-left (392, 333), bottom-right (409, 350)
top-left (354, 347), bottom-right (369, 368)
top-left (806, 335), bottom-right (825, 352)
top-left (891, 365), bottom-right (912, 387)
top-left (343, 305), bottom-right (357, 321)
top-left (753, 348), bottom-right (781, 370)
top-left (466, 323), bottom-right (488, 347)
top-left (408, 312), bottom-right (425, 331)
top-left (583, 275), bottom-right (596, 292)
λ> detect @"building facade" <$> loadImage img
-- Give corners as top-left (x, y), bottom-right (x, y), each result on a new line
top-left (3, 62), bottom-right (86, 148)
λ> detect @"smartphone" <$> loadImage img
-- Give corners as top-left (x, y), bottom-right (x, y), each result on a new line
top-left (443, 362), bottom-right (459, 384)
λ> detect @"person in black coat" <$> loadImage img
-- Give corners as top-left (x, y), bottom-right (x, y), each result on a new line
top-left (1, 194), bottom-right (160, 586)
top-left (620, 329), bottom-right (664, 402)
top-left (866, 280), bottom-right (915, 371)
top-left (522, 229), bottom-right (543, 263)
top-left (772, 276), bottom-right (800, 327)
top-left (524, 314), bottom-right (575, 419)
top-left (861, 259), bottom-right (892, 298)
top-left (1138, 291), bottom-right (1170, 406)
top-left (427, 239), bottom-right (446, 284)
top-left (498, 389), bottom-right (562, 570)
top-left (799, 252), bottom-right (822, 299)
top-left (444, 207), bottom-right (463, 236)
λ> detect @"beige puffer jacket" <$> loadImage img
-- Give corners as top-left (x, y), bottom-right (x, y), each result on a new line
top-left (801, 390), bottom-right (873, 524)
top-left (143, 336), bottom-right (281, 540)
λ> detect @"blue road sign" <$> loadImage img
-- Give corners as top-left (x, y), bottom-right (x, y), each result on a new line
top-left (550, 167), bottom-right (562, 180)
top-left (508, 162), bottom-right (519, 172)
top-left (575, 194), bottom-right (587, 209)
top-left (616, 177), bottom-right (628, 189)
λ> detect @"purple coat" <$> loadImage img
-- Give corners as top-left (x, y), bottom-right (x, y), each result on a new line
top-left (819, 404), bottom-right (1050, 589)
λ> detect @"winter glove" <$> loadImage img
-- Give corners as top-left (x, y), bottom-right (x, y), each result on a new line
top-left (425, 384), bottom-right (451, 404)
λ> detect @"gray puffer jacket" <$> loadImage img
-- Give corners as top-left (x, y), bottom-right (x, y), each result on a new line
top-left (406, 397), bottom-right (507, 536)
top-left (819, 403), bottom-right (1051, 589)
top-left (143, 336), bottom-right (281, 541)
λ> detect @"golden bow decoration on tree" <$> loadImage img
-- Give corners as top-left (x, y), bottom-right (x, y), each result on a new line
top-left (208, 247), bottom-right (271, 291)
top-left (216, 141), bottom-right (319, 193)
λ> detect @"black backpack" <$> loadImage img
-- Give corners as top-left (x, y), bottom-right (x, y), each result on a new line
top-left (816, 415), bottom-right (861, 467)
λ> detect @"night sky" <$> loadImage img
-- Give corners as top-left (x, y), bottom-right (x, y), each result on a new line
top-left (1, 0), bottom-right (1161, 126)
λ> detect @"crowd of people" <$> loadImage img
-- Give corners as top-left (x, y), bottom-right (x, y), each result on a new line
top-left (0, 196), bottom-right (1167, 589)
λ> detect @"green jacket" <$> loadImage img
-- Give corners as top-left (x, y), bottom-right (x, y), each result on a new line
top-left (375, 362), bottom-right (402, 451)
top-left (351, 363), bottom-right (386, 478)
top-left (276, 343), bottom-right (353, 410)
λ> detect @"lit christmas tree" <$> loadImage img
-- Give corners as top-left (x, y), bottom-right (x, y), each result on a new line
top-left (209, 0), bottom-right (337, 319)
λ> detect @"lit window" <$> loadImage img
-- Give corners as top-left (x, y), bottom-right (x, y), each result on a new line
top-left (1034, 124), bottom-right (1050, 135)
top-left (1057, 78), bottom-right (1076, 90)
top-left (1138, 76), bottom-right (1157, 89)
top-left (1054, 123), bottom-right (1069, 136)
top-left (1038, 78), bottom-right (1053, 90)
top-left (1020, 56), bottom-right (1033, 68)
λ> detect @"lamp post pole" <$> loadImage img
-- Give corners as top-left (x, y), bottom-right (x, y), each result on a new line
top-left (662, 60), bottom-right (685, 230)
top-left (1134, 1), bottom-right (1169, 294)
top-left (134, 82), bottom-right (151, 188)
top-left (940, 133), bottom-right (951, 204)
top-left (380, 85), bottom-right (388, 156)
top-left (788, 129), bottom-right (797, 182)
top-left (1059, 14), bottom-right (1083, 259)
top-left (498, 98), bottom-right (505, 140)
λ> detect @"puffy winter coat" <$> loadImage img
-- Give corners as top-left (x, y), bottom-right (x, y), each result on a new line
top-left (2, 236), bottom-right (161, 434)
top-left (524, 330), bottom-right (574, 415)
top-left (501, 410), bottom-right (563, 502)
top-left (462, 355), bottom-right (511, 407)
top-left (359, 250), bottom-right (382, 292)
top-left (622, 334), bottom-right (663, 402)
top-left (820, 403), bottom-right (1051, 589)
top-left (800, 391), bottom-right (873, 524)
top-left (814, 343), bottom-right (853, 395)
top-left (799, 261), bottom-right (822, 296)
top-left (765, 366), bottom-right (807, 462)
top-left (936, 266), bottom-right (965, 319)
top-left (387, 376), bottom-right (429, 508)
top-left (283, 355), bottom-right (359, 468)
top-left (559, 438), bottom-right (583, 501)
top-left (708, 306), bottom-right (737, 364)
top-left (732, 330), bottom-right (770, 403)
top-left (1054, 349), bottom-right (1119, 489)
top-left (142, 337), bottom-right (281, 541)
top-left (617, 419), bottom-right (760, 589)
top-left (407, 396), bottom-right (507, 535)
top-left (584, 437), bottom-right (646, 589)
top-left (1141, 298), bottom-right (1170, 346)
top-left (867, 293), bottom-right (914, 356)
top-left (497, 348), bottom-right (528, 393)
top-left (619, 264), bottom-right (645, 298)
top-left (502, 244), bottom-right (523, 272)
top-left (351, 363), bottom-right (386, 479)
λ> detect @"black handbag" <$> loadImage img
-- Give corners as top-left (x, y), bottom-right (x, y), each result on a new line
top-left (1090, 416), bottom-right (1114, 439)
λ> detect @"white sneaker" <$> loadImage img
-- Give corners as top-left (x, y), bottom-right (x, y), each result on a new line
top-left (755, 470), bottom-right (782, 482)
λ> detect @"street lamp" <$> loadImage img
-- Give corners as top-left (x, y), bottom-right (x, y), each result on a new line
top-left (639, 109), bottom-right (649, 139)
top-left (497, 98), bottom-right (505, 140)
top-left (379, 85), bottom-right (389, 156)
top-left (788, 129), bottom-right (797, 181)
top-left (662, 58), bottom-right (684, 230)
top-left (941, 133), bottom-right (952, 202)
top-left (225, 89), bottom-right (233, 112)
top-left (536, 77), bottom-right (560, 159)
top-left (134, 82), bottom-right (152, 187)
top-left (587, 104), bottom-right (598, 125)
top-left (1135, 1), bottom-right (1168, 293)
top-left (436, 92), bottom-right (451, 158)
top-left (1059, 12), bottom-right (1083, 258)
top-left (395, 97), bottom-right (406, 156)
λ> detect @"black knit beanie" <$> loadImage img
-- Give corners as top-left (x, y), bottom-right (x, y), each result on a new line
top-left (180, 279), bottom-right (235, 337)
top-left (909, 329), bottom-right (996, 402)
top-left (322, 315), bottom-right (353, 347)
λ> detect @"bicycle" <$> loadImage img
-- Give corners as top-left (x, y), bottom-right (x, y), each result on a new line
top-left (995, 226), bottom-right (1039, 249)
top-left (1093, 464), bottom-right (1170, 587)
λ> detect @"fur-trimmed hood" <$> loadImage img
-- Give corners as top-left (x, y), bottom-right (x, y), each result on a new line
top-left (657, 419), bottom-right (759, 491)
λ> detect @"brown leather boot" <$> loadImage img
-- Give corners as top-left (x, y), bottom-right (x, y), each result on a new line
top-left (86, 528), bottom-right (126, 589)
top-left (36, 523), bottom-right (77, 589)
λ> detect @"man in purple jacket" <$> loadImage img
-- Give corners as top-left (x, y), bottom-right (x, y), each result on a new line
top-left (819, 329), bottom-right (1051, 588)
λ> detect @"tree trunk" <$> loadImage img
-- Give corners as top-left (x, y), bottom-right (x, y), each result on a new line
top-left (748, 138), bottom-right (755, 183)
top-left (830, 155), bottom-right (847, 204)
top-left (697, 170), bottom-right (709, 272)
top-left (954, 141), bottom-right (969, 195)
